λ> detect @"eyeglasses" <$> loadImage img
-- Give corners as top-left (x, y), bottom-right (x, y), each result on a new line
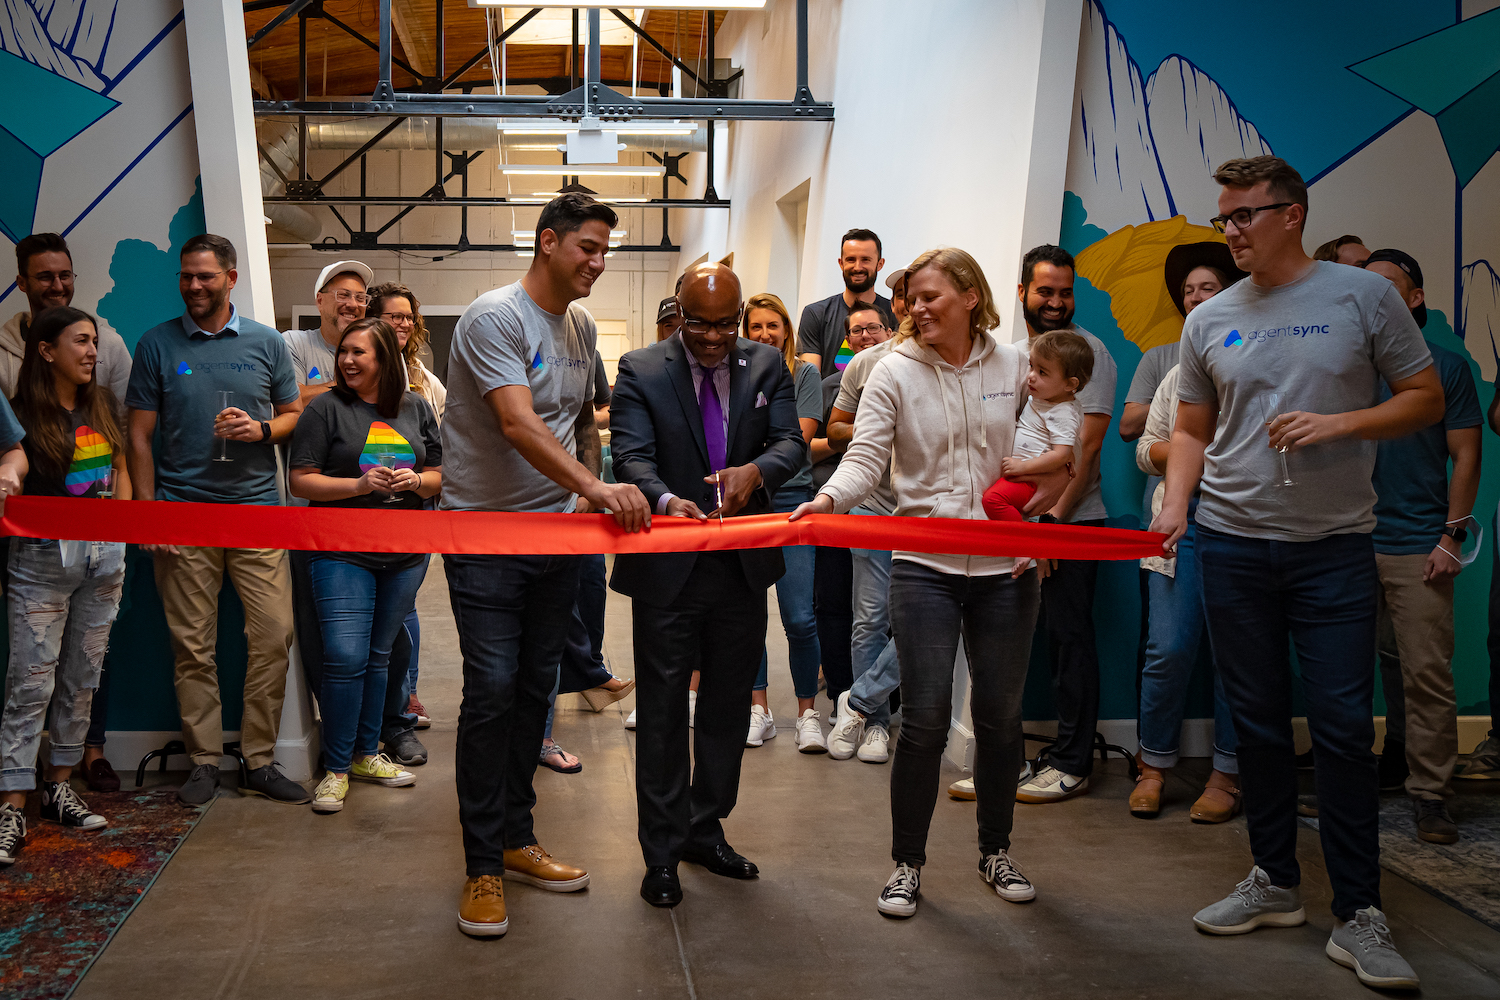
top-left (29, 270), bottom-right (75, 285)
top-left (1210, 203), bottom-right (1293, 234)
top-left (849, 323), bottom-right (886, 336)
top-left (177, 270), bottom-right (226, 284)
top-left (325, 289), bottom-right (369, 306)
top-left (380, 312), bottom-right (415, 326)
top-left (680, 308), bottom-right (743, 336)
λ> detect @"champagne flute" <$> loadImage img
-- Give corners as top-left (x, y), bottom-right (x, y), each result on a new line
top-left (377, 452), bottom-right (402, 503)
top-left (1259, 391), bottom-right (1295, 487)
top-left (213, 390), bottom-right (234, 462)
top-left (97, 468), bottom-right (115, 499)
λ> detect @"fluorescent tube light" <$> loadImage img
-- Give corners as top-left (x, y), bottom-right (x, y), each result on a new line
top-left (471, 2), bottom-right (764, 8)
top-left (502, 164), bottom-right (665, 177)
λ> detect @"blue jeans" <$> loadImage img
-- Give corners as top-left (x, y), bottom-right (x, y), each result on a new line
top-left (445, 553), bottom-right (582, 875)
top-left (1196, 525), bottom-right (1381, 922)
top-left (309, 556), bottom-right (429, 773)
top-left (754, 488), bottom-right (821, 699)
top-left (404, 607), bottom-right (422, 694)
top-left (849, 506), bottom-right (896, 728)
top-left (1, 540), bottom-right (126, 791)
top-left (1137, 505), bottom-right (1237, 773)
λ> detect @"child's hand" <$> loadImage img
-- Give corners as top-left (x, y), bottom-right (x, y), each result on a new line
top-left (1012, 557), bottom-right (1033, 579)
top-left (1001, 456), bottom-right (1022, 477)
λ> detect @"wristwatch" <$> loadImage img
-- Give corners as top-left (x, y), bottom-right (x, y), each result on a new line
top-left (259, 420), bottom-right (273, 443)
top-left (1442, 525), bottom-right (1468, 543)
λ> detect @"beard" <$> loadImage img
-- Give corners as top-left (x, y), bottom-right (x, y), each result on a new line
top-left (1022, 300), bottom-right (1074, 333)
top-left (843, 268), bottom-right (876, 294)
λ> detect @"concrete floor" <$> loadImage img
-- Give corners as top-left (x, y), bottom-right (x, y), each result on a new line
top-left (75, 563), bottom-right (1500, 999)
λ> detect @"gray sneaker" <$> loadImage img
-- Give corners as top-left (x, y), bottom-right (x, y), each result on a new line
top-left (1192, 866), bottom-right (1306, 935)
top-left (384, 730), bottom-right (428, 767)
top-left (1457, 735), bottom-right (1500, 779)
top-left (177, 763), bottom-right (220, 805)
top-left (1326, 906), bottom-right (1419, 990)
top-left (1413, 797), bottom-right (1458, 844)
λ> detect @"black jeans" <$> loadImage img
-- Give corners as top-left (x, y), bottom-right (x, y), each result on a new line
top-left (558, 553), bottom-right (613, 693)
top-left (632, 552), bottom-right (765, 867)
top-left (1196, 526), bottom-right (1380, 921)
top-left (888, 561), bottom-right (1040, 866)
top-left (814, 546), bottom-right (854, 707)
top-left (1038, 518), bottom-right (1105, 777)
top-left (1487, 508), bottom-right (1500, 738)
top-left (446, 553), bottom-right (582, 876)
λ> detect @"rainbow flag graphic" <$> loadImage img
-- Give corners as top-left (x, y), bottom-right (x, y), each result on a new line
top-left (66, 425), bottom-right (112, 496)
top-left (833, 337), bottom-right (855, 371)
top-left (358, 421), bottom-right (416, 473)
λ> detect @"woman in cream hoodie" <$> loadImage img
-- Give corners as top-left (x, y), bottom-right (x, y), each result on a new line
top-left (792, 247), bottom-right (1068, 918)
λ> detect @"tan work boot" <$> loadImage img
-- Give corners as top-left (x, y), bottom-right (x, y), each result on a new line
top-left (458, 875), bottom-right (508, 937)
top-left (503, 843), bottom-right (590, 891)
top-left (1190, 769), bottom-right (1242, 823)
top-left (1129, 754), bottom-right (1165, 818)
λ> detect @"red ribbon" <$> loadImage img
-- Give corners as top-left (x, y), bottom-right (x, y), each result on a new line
top-left (0, 495), bottom-right (1166, 560)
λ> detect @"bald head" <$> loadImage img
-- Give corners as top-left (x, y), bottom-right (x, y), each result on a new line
top-left (676, 263), bottom-right (744, 369)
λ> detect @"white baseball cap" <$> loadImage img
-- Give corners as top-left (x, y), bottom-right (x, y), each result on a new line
top-left (314, 260), bottom-right (373, 298)
top-left (884, 267), bottom-right (908, 291)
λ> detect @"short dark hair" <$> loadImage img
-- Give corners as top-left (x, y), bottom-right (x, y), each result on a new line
top-left (1021, 245), bottom-right (1076, 288)
top-left (535, 193), bottom-right (618, 248)
top-left (841, 228), bottom-right (882, 259)
top-left (845, 302), bottom-right (885, 332)
top-left (1214, 156), bottom-right (1309, 228)
top-left (180, 234), bottom-right (237, 271)
top-left (1313, 235), bottom-right (1365, 262)
top-left (1030, 330), bottom-right (1094, 392)
top-left (332, 317), bottom-right (407, 419)
top-left (16, 233), bottom-right (70, 276)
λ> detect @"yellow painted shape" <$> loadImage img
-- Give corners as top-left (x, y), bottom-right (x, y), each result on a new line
top-left (1075, 217), bottom-right (1226, 353)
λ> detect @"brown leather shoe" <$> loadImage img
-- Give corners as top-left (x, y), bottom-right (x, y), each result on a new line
top-left (458, 875), bottom-right (508, 937)
top-left (1129, 754), bottom-right (1165, 818)
top-left (85, 757), bottom-right (120, 793)
top-left (503, 843), bottom-right (590, 892)
top-left (1190, 770), bottom-right (1242, 824)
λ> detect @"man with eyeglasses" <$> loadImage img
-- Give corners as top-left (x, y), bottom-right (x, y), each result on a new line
top-left (282, 260), bottom-right (373, 406)
top-left (796, 228), bottom-right (898, 375)
top-left (609, 262), bottom-right (804, 908)
top-left (1153, 156), bottom-right (1441, 990)
top-left (3, 233), bottom-right (131, 401)
top-left (125, 234), bottom-right (308, 808)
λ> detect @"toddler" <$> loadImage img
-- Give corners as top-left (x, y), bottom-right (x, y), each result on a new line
top-left (982, 329), bottom-right (1093, 522)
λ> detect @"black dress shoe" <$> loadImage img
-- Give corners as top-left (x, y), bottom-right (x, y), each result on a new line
top-left (682, 842), bottom-right (759, 879)
top-left (641, 866), bottom-right (682, 907)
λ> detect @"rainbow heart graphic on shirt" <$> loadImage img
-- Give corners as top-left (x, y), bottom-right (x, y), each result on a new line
top-left (66, 425), bottom-right (112, 496)
top-left (833, 338), bottom-right (855, 370)
top-left (358, 422), bottom-right (416, 472)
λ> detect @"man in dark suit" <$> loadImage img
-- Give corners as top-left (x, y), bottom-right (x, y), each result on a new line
top-left (610, 263), bottom-right (805, 908)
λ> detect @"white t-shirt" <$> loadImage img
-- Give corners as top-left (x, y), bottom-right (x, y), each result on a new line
top-left (1013, 396), bottom-right (1081, 463)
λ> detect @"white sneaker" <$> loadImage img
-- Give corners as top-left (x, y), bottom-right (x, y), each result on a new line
top-left (311, 773), bottom-right (349, 813)
top-left (624, 709), bottom-right (637, 730)
top-left (827, 690), bottom-right (865, 760)
top-left (949, 777), bottom-right (976, 800)
top-left (746, 705), bottom-right (776, 747)
top-left (794, 709), bottom-right (827, 754)
top-left (877, 863), bottom-right (921, 917)
top-left (688, 689), bottom-right (697, 729)
top-left (1015, 765), bottom-right (1088, 803)
top-left (857, 725), bottom-right (890, 764)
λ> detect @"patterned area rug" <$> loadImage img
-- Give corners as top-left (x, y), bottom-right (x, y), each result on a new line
top-left (0, 787), bottom-right (210, 1000)
top-left (1375, 791), bottom-right (1500, 931)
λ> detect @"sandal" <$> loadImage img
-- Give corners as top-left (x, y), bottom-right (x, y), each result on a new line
top-left (1190, 770), bottom-right (1242, 823)
top-left (539, 742), bottom-right (583, 774)
top-left (1129, 754), bottom-right (1164, 818)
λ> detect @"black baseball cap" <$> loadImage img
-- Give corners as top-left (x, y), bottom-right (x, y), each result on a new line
top-left (656, 296), bottom-right (679, 324)
top-left (1361, 249), bottom-right (1426, 328)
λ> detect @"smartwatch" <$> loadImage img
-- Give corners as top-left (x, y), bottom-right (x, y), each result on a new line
top-left (1442, 525), bottom-right (1468, 543)
top-left (259, 420), bottom-right (273, 443)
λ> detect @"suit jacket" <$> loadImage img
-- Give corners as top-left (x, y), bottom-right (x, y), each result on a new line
top-left (609, 335), bottom-right (805, 608)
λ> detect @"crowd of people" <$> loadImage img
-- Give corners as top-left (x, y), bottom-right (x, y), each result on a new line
top-left (0, 156), bottom-right (1495, 992)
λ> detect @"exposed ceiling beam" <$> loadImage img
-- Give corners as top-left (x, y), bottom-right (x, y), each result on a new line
top-left (390, 0), bottom-right (431, 79)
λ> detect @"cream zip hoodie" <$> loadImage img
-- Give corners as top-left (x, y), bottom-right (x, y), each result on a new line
top-left (820, 330), bottom-right (1029, 576)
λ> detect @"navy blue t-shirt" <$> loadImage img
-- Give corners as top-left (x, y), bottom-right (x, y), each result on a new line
top-left (125, 309), bottom-right (299, 504)
top-left (1371, 339), bottom-right (1481, 554)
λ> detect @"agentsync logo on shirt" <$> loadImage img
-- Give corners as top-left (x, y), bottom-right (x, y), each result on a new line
top-left (982, 391), bottom-right (1016, 401)
top-left (530, 348), bottom-right (544, 371)
top-left (308, 366), bottom-right (322, 380)
top-left (193, 361), bottom-right (260, 373)
top-left (529, 347), bottom-right (588, 372)
top-left (1223, 330), bottom-right (1243, 347)
top-left (176, 362), bottom-right (193, 375)
top-left (1225, 324), bottom-right (1332, 347)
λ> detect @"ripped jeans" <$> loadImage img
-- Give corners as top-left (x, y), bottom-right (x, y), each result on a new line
top-left (0, 539), bottom-right (126, 791)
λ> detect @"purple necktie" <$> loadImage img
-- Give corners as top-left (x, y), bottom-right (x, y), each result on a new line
top-left (698, 364), bottom-right (726, 472)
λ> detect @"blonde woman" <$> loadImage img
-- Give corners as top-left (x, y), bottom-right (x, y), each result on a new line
top-left (792, 249), bottom-right (1068, 917)
top-left (369, 283), bottom-right (446, 420)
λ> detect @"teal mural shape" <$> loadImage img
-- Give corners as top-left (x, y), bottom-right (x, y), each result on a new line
top-left (0, 48), bottom-right (118, 242)
top-left (97, 177), bottom-right (207, 353)
top-left (1348, 7), bottom-right (1500, 186)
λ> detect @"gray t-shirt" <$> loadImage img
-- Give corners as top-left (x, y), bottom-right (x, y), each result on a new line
top-left (1127, 342), bottom-right (1179, 405)
top-left (1177, 261), bottom-right (1432, 542)
top-left (833, 340), bottom-right (898, 515)
top-left (1032, 326), bottom-right (1116, 523)
top-left (282, 328), bottom-right (339, 386)
top-left (440, 282), bottom-right (596, 513)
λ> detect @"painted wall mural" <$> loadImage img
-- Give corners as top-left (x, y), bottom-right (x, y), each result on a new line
top-left (1062, 0), bottom-right (1500, 720)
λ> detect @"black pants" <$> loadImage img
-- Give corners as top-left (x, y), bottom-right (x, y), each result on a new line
top-left (1039, 518), bottom-right (1105, 777)
top-left (632, 552), bottom-right (765, 868)
top-left (559, 554), bottom-right (612, 694)
top-left (814, 546), bottom-right (854, 707)
top-left (888, 562), bottom-right (1040, 865)
top-left (1487, 509), bottom-right (1500, 738)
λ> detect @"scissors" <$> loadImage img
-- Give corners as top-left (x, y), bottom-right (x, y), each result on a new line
top-left (713, 472), bottom-right (724, 524)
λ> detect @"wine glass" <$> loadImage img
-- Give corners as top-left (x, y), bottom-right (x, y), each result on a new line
top-left (1258, 391), bottom-right (1295, 487)
top-left (213, 391), bottom-right (234, 463)
top-left (97, 468), bottom-right (115, 499)
top-left (377, 452), bottom-right (402, 503)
